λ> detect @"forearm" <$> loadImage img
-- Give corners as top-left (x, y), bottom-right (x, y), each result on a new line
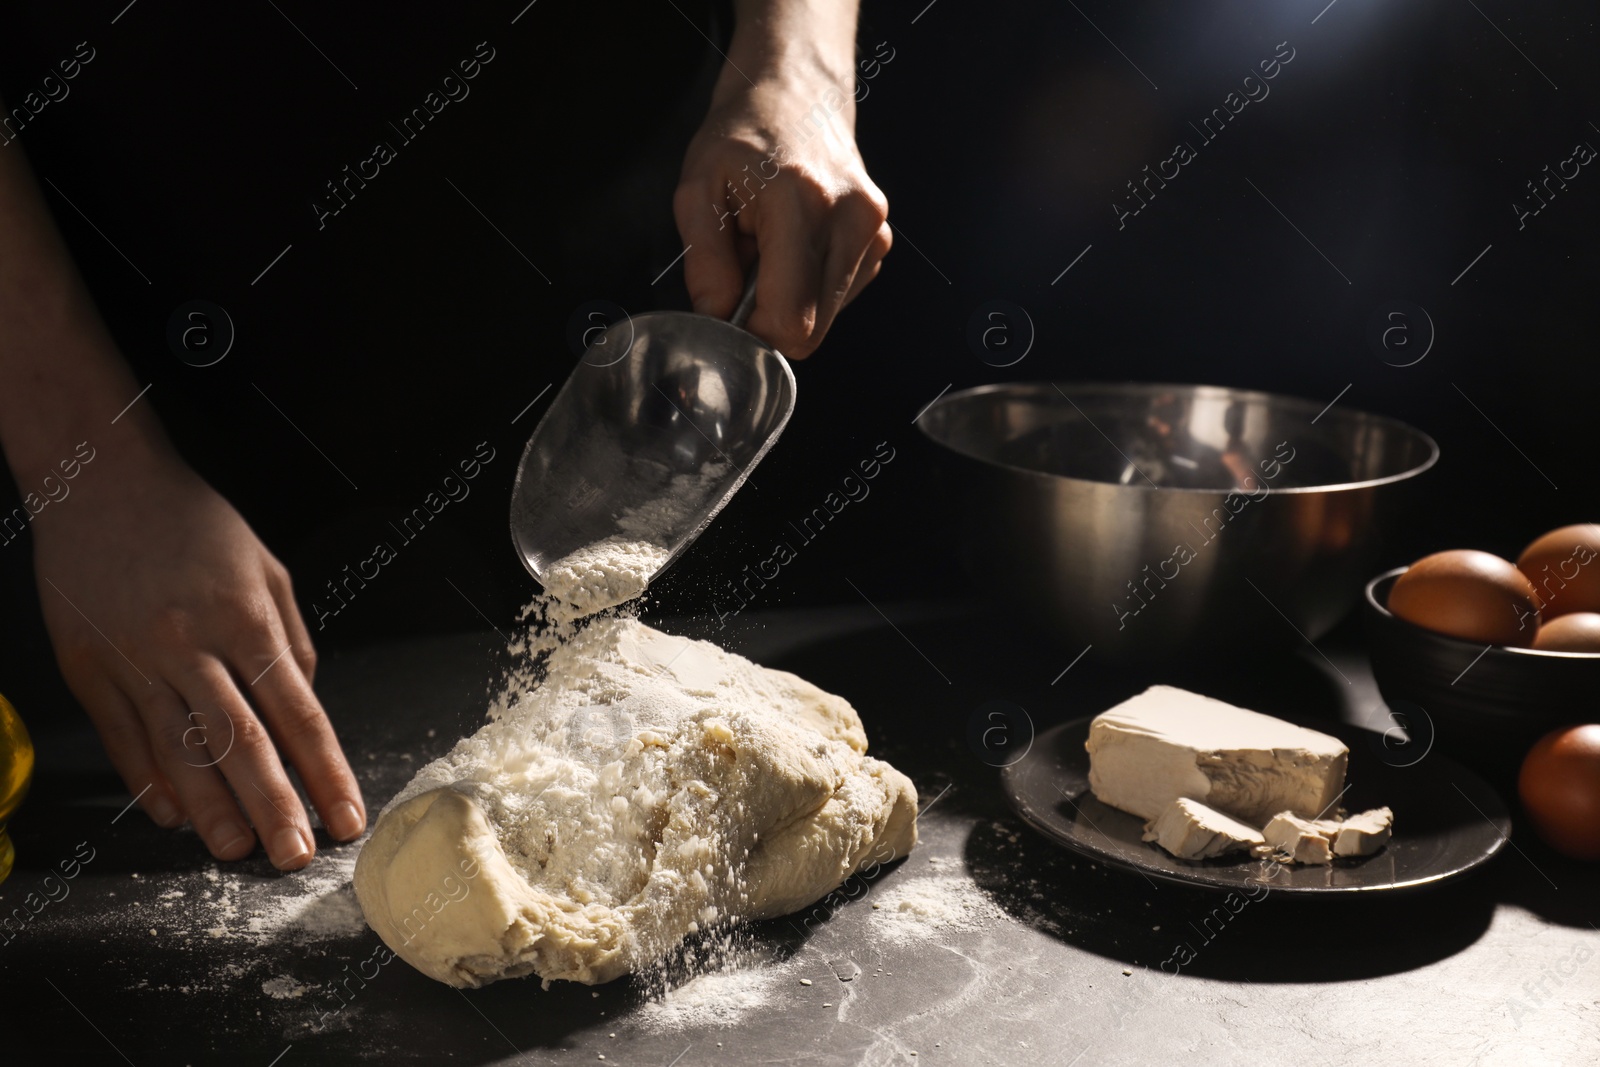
top-left (724, 0), bottom-right (860, 124)
top-left (674, 0), bottom-right (888, 351)
top-left (0, 101), bottom-right (168, 487)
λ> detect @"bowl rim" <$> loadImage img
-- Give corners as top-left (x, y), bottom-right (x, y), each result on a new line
top-left (1366, 566), bottom-right (1600, 660)
top-left (916, 381), bottom-right (1440, 495)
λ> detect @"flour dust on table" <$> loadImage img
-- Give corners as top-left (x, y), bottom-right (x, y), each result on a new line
top-left (52, 846), bottom-right (366, 955)
top-left (868, 871), bottom-right (1008, 945)
top-left (354, 532), bottom-right (920, 988)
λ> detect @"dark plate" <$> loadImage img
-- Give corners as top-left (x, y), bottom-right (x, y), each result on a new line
top-left (1000, 715), bottom-right (1510, 894)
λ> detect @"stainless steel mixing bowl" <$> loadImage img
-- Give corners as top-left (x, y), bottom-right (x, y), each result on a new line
top-left (917, 382), bottom-right (1439, 661)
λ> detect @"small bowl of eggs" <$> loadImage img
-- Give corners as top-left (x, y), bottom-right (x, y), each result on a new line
top-left (1364, 524), bottom-right (1600, 787)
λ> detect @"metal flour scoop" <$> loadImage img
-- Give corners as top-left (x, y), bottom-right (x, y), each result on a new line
top-left (510, 271), bottom-right (796, 592)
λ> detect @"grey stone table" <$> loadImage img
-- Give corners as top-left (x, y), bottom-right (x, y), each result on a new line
top-left (2, 603), bottom-right (1595, 1065)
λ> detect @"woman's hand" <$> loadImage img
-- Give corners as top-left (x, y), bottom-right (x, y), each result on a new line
top-left (31, 442), bottom-right (364, 870)
top-left (0, 101), bottom-right (360, 870)
top-left (673, 4), bottom-right (891, 359)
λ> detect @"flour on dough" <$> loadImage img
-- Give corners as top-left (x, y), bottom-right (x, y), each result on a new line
top-left (353, 616), bottom-right (917, 987)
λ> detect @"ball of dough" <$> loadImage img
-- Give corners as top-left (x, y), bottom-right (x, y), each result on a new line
top-left (354, 618), bottom-right (917, 987)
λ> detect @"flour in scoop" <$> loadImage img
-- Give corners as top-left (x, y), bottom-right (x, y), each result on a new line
top-left (539, 537), bottom-right (671, 620)
top-left (537, 461), bottom-right (728, 621)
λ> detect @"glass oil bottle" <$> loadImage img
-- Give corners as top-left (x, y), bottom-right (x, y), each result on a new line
top-left (0, 692), bottom-right (34, 885)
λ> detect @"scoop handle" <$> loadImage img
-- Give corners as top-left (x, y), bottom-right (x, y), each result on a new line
top-left (729, 260), bottom-right (760, 330)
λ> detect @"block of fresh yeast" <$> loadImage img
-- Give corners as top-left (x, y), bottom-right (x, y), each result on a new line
top-left (1086, 685), bottom-right (1348, 826)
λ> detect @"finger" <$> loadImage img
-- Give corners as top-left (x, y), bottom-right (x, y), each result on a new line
top-left (814, 240), bottom-right (865, 351)
top-left (236, 635), bottom-right (366, 843)
top-left (264, 559), bottom-right (318, 685)
top-left (843, 257), bottom-right (884, 307)
top-left (816, 192), bottom-right (892, 339)
top-left (673, 177), bottom-right (747, 319)
top-left (176, 658), bottom-right (317, 870)
top-left (746, 186), bottom-right (826, 358)
top-left (842, 221), bottom-right (892, 307)
top-left (814, 230), bottom-right (871, 343)
top-left (131, 681), bottom-right (258, 861)
top-left (75, 676), bottom-right (185, 829)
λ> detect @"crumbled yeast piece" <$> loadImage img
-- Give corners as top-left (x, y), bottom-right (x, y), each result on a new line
top-left (1332, 807), bottom-right (1394, 857)
top-left (1259, 812), bottom-right (1342, 864)
top-left (1141, 797), bottom-right (1266, 860)
top-left (1255, 807), bottom-right (1394, 864)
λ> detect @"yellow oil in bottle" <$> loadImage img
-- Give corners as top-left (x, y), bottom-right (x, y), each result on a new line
top-left (0, 692), bottom-right (34, 885)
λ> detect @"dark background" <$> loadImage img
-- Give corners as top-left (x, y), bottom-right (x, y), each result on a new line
top-left (1, 0), bottom-right (1595, 706)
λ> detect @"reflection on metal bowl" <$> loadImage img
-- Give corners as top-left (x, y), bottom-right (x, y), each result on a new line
top-left (916, 382), bottom-right (1439, 661)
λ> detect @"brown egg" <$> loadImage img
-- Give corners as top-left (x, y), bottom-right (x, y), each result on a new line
top-left (1519, 725), bottom-right (1600, 861)
top-left (1388, 549), bottom-right (1540, 646)
top-left (1532, 612), bottom-right (1600, 653)
top-left (1517, 524), bottom-right (1600, 619)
